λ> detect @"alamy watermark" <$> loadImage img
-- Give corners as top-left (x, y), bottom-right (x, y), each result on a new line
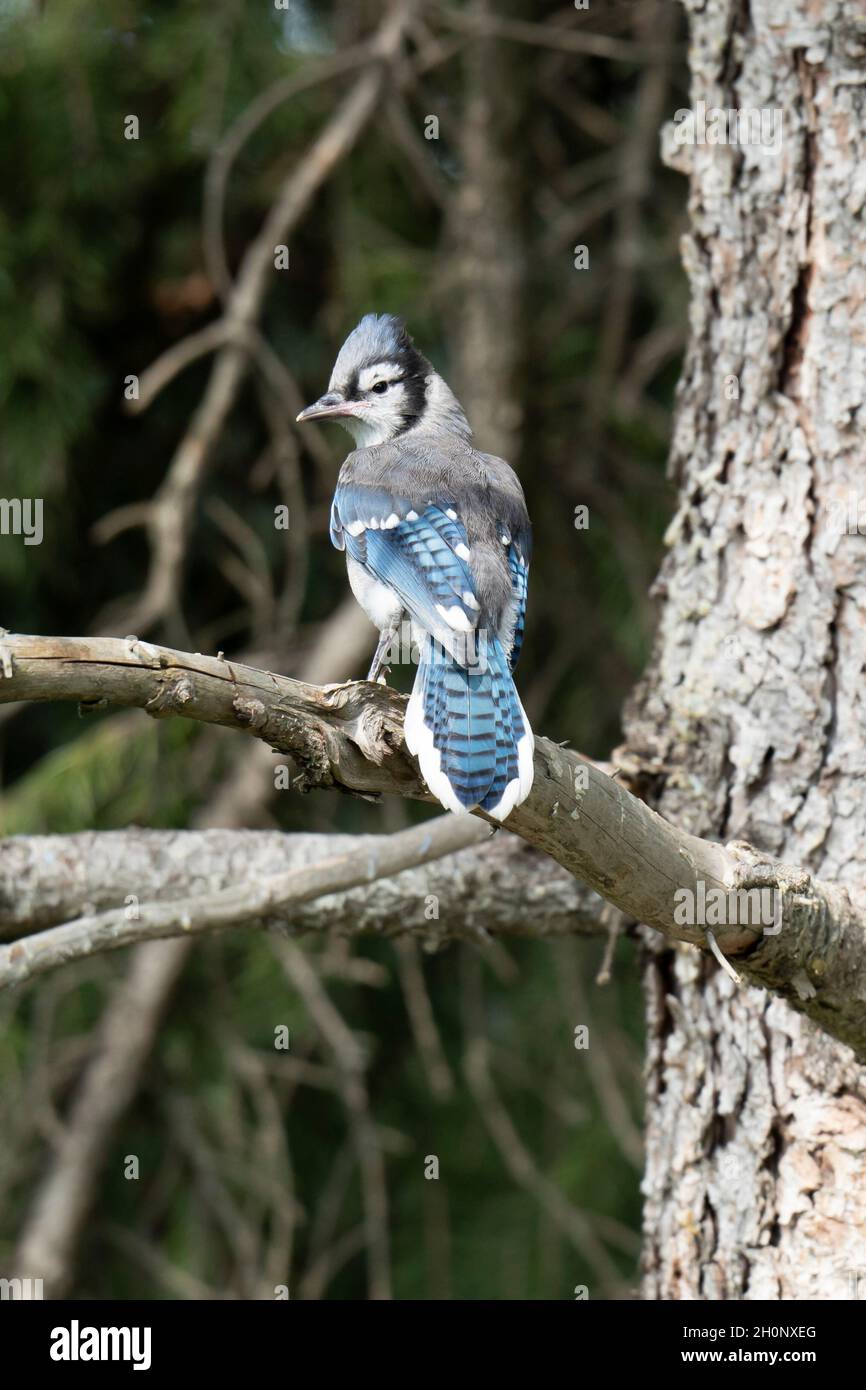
top-left (381, 621), bottom-right (490, 672)
top-left (827, 493), bottom-right (866, 536)
top-left (0, 498), bottom-right (43, 545)
top-left (673, 100), bottom-right (783, 151)
top-left (0, 1276), bottom-right (43, 1299)
top-left (674, 880), bottom-right (782, 935)
top-left (50, 1320), bottom-right (151, 1371)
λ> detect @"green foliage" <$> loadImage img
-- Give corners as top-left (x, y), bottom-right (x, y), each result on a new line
top-left (1, 716), bottom-right (204, 833)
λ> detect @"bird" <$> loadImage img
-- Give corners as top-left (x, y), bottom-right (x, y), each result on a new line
top-left (296, 313), bottom-right (534, 820)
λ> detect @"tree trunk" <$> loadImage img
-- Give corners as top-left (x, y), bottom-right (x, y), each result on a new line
top-left (445, 0), bottom-right (525, 463)
top-left (626, 0), bottom-right (866, 1299)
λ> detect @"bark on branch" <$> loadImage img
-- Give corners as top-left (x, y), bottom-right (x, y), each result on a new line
top-left (3, 632), bottom-right (866, 1058)
top-left (0, 826), bottom-right (604, 945)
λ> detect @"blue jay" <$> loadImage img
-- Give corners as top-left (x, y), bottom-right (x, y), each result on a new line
top-left (297, 314), bottom-right (533, 820)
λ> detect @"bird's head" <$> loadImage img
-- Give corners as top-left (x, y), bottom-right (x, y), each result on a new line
top-left (297, 313), bottom-right (470, 447)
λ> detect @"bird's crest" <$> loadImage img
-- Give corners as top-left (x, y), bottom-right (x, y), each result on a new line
top-left (331, 313), bottom-right (418, 381)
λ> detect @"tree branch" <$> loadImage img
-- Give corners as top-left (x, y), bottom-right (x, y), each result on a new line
top-left (3, 632), bottom-right (866, 1059)
top-left (0, 825), bottom-right (603, 945)
top-left (0, 815), bottom-right (494, 989)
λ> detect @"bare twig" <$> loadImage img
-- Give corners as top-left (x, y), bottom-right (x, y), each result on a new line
top-left (11, 939), bottom-right (187, 1297)
top-left (555, 946), bottom-right (643, 1168)
top-left (128, 320), bottom-right (237, 414)
top-left (393, 937), bottom-right (455, 1099)
top-left (460, 953), bottom-right (625, 1294)
top-left (383, 94), bottom-right (449, 207)
top-left (0, 814), bottom-right (493, 990)
top-left (0, 824), bottom-right (603, 954)
top-left (275, 941), bottom-right (391, 1300)
top-left (437, 7), bottom-right (671, 62)
top-left (253, 374), bottom-right (308, 642)
top-left (202, 43), bottom-right (373, 300)
top-left (297, 1224), bottom-right (367, 1302)
top-left (110, 0), bottom-right (415, 637)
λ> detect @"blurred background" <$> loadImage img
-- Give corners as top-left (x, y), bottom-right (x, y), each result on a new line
top-left (0, 0), bottom-right (688, 1298)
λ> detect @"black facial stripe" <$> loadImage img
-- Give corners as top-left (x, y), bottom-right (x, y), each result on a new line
top-left (343, 346), bottom-right (430, 430)
top-left (345, 369), bottom-right (361, 402)
top-left (395, 370), bottom-right (428, 435)
top-left (392, 345), bottom-right (429, 434)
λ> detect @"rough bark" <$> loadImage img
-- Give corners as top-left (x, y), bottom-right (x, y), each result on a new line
top-left (627, 0), bottom-right (866, 1300)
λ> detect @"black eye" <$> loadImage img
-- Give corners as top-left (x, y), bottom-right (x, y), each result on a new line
top-left (371, 381), bottom-right (389, 394)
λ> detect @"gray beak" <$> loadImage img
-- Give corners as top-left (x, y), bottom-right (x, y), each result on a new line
top-left (296, 391), bottom-right (358, 423)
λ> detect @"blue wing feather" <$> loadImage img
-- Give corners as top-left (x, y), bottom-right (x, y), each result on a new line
top-left (332, 485), bottom-right (480, 660)
top-left (506, 541), bottom-right (529, 671)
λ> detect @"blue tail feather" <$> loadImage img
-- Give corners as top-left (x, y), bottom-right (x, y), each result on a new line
top-left (405, 634), bottom-right (534, 820)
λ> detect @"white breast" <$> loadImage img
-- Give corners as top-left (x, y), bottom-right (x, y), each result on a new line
top-left (346, 556), bottom-right (403, 631)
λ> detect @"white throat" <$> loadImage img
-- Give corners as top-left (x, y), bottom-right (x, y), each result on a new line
top-left (343, 413), bottom-right (401, 448)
